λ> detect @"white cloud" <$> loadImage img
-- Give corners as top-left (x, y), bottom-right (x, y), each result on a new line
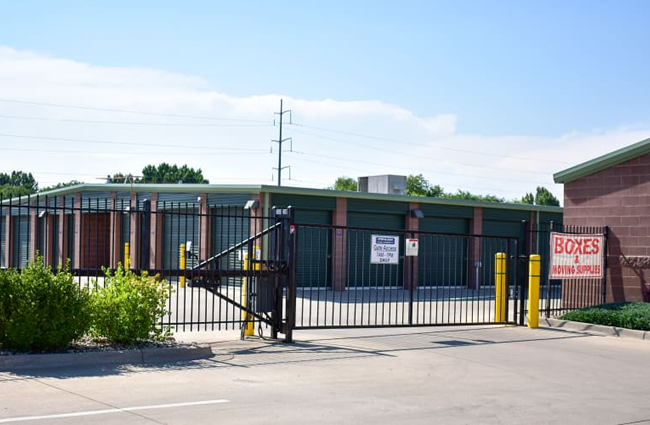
top-left (0, 45), bottom-right (648, 204)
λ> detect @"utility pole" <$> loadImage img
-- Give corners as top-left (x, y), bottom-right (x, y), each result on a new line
top-left (272, 99), bottom-right (292, 186)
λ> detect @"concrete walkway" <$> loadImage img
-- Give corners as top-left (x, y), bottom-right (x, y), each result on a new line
top-left (2, 324), bottom-right (650, 424)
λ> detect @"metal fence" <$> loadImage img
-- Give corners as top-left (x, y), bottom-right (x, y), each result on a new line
top-left (525, 222), bottom-right (608, 318)
top-left (290, 224), bottom-right (522, 329)
top-left (1, 194), bottom-right (610, 339)
top-left (0, 194), bottom-right (292, 336)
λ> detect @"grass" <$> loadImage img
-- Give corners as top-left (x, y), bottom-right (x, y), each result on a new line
top-left (559, 302), bottom-right (650, 331)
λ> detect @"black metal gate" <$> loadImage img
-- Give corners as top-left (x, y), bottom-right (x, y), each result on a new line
top-left (286, 224), bottom-right (522, 331)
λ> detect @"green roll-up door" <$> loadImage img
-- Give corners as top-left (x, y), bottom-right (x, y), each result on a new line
top-left (13, 216), bottom-right (29, 268)
top-left (419, 216), bottom-right (469, 234)
top-left (294, 210), bottom-right (332, 288)
top-left (346, 212), bottom-right (404, 288)
top-left (0, 217), bottom-right (5, 268)
top-left (162, 208), bottom-right (199, 269)
top-left (212, 207), bottom-right (249, 286)
top-left (417, 217), bottom-right (469, 287)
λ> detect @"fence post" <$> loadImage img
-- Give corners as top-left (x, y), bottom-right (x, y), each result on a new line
top-left (241, 251), bottom-right (255, 337)
top-left (528, 255), bottom-right (541, 328)
top-left (124, 242), bottom-right (130, 269)
top-left (495, 252), bottom-right (507, 322)
top-left (180, 243), bottom-right (186, 288)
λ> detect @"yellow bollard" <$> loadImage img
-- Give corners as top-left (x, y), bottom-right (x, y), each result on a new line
top-left (528, 254), bottom-right (541, 328)
top-left (180, 244), bottom-right (186, 289)
top-left (124, 243), bottom-right (130, 269)
top-left (495, 253), bottom-right (507, 322)
top-left (242, 251), bottom-right (255, 336)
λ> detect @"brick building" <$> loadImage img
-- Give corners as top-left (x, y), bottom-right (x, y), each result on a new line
top-left (554, 137), bottom-right (650, 302)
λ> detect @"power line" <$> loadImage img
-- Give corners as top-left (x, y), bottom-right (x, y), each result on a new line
top-left (287, 131), bottom-right (550, 176)
top-left (289, 123), bottom-right (572, 165)
top-left (0, 133), bottom-right (268, 153)
top-left (0, 98), bottom-right (270, 124)
top-left (0, 114), bottom-right (270, 128)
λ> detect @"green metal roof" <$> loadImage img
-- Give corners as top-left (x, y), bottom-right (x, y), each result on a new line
top-left (9, 183), bottom-right (562, 213)
top-left (554, 137), bottom-right (650, 184)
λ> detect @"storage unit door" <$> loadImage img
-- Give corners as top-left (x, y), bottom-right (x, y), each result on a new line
top-left (162, 209), bottom-right (199, 269)
top-left (418, 217), bottom-right (469, 287)
top-left (212, 207), bottom-right (249, 286)
top-left (294, 210), bottom-right (332, 288)
top-left (12, 216), bottom-right (29, 268)
top-left (346, 212), bottom-right (404, 288)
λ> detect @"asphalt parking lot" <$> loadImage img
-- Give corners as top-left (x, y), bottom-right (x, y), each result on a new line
top-left (2, 324), bottom-right (650, 424)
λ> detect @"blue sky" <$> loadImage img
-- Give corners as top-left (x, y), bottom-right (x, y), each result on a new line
top-left (1, 1), bottom-right (649, 200)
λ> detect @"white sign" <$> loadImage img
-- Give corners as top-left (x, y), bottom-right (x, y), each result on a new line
top-left (371, 235), bottom-right (400, 264)
top-left (549, 232), bottom-right (605, 279)
top-left (405, 238), bottom-right (419, 256)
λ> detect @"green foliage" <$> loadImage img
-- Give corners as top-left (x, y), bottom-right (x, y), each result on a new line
top-left (0, 171), bottom-right (38, 198)
top-left (91, 265), bottom-right (171, 344)
top-left (0, 256), bottom-right (92, 352)
top-left (519, 187), bottom-right (560, 206)
top-left (406, 174), bottom-right (431, 197)
top-left (139, 163), bottom-right (209, 184)
top-left (560, 303), bottom-right (650, 331)
top-left (330, 176), bottom-right (358, 191)
top-left (445, 190), bottom-right (505, 203)
top-left (39, 180), bottom-right (84, 193)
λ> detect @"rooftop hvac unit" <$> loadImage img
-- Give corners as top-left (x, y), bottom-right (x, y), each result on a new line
top-left (357, 175), bottom-right (407, 195)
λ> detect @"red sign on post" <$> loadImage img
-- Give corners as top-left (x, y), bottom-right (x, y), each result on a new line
top-left (549, 232), bottom-right (605, 279)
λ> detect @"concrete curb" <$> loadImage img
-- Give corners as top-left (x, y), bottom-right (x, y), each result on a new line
top-left (0, 344), bottom-right (214, 372)
top-left (540, 317), bottom-right (650, 341)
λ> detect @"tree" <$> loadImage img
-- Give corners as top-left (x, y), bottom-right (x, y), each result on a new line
top-left (446, 190), bottom-right (505, 203)
top-left (109, 164), bottom-right (209, 184)
top-left (534, 186), bottom-right (560, 206)
top-left (140, 163), bottom-right (208, 184)
top-left (519, 186), bottom-right (560, 206)
top-left (406, 174), bottom-right (431, 197)
top-left (0, 171), bottom-right (38, 198)
top-left (330, 176), bottom-right (357, 191)
top-left (40, 180), bottom-right (84, 193)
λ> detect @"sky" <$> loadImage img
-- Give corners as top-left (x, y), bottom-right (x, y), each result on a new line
top-left (1, 0), bottom-right (649, 203)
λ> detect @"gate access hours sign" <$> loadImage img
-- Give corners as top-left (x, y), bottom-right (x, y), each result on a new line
top-left (370, 235), bottom-right (400, 264)
top-left (549, 232), bottom-right (605, 279)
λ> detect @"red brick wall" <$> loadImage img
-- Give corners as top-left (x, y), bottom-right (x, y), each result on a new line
top-left (563, 152), bottom-right (650, 302)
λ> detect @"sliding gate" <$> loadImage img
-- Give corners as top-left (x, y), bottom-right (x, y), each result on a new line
top-left (289, 224), bottom-right (522, 331)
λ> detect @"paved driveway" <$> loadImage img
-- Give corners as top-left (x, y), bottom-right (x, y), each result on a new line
top-left (2, 325), bottom-right (650, 424)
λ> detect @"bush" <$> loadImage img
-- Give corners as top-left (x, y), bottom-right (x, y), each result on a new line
top-left (91, 265), bottom-right (171, 344)
top-left (560, 302), bottom-right (650, 331)
top-left (0, 256), bottom-right (92, 352)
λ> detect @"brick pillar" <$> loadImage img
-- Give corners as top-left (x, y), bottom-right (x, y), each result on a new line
top-left (198, 193), bottom-right (210, 264)
top-left (3, 213), bottom-right (11, 268)
top-left (468, 207), bottom-right (483, 289)
top-left (57, 196), bottom-right (68, 267)
top-left (73, 193), bottom-right (82, 269)
top-left (404, 202), bottom-right (420, 290)
top-left (129, 192), bottom-right (139, 269)
top-left (29, 207), bottom-right (38, 261)
top-left (331, 197), bottom-right (348, 291)
top-left (109, 192), bottom-right (121, 268)
top-left (149, 193), bottom-right (161, 269)
top-left (45, 212), bottom-right (55, 267)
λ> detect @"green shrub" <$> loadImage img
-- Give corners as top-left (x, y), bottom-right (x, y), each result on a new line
top-left (91, 265), bottom-right (171, 344)
top-left (0, 256), bottom-right (92, 352)
top-left (560, 302), bottom-right (650, 331)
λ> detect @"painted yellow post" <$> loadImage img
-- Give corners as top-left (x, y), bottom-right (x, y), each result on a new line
top-left (124, 243), bottom-right (130, 269)
top-left (180, 243), bottom-right (186, 289)
top-left (242, 251), bottom-right (254, 336)
top-left (495, 253), bottom-right (507, 322)
top-left (528, 254), bottom-right (541, 328)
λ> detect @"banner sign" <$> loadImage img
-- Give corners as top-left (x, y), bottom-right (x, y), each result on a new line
top-left (549, 232), bottom-right (605, 279)
top-left (370, 235), bottom-right (400, 264)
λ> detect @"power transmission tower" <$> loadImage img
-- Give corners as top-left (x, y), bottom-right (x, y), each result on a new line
top-left (272, 99), bottom-right (292, 186)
